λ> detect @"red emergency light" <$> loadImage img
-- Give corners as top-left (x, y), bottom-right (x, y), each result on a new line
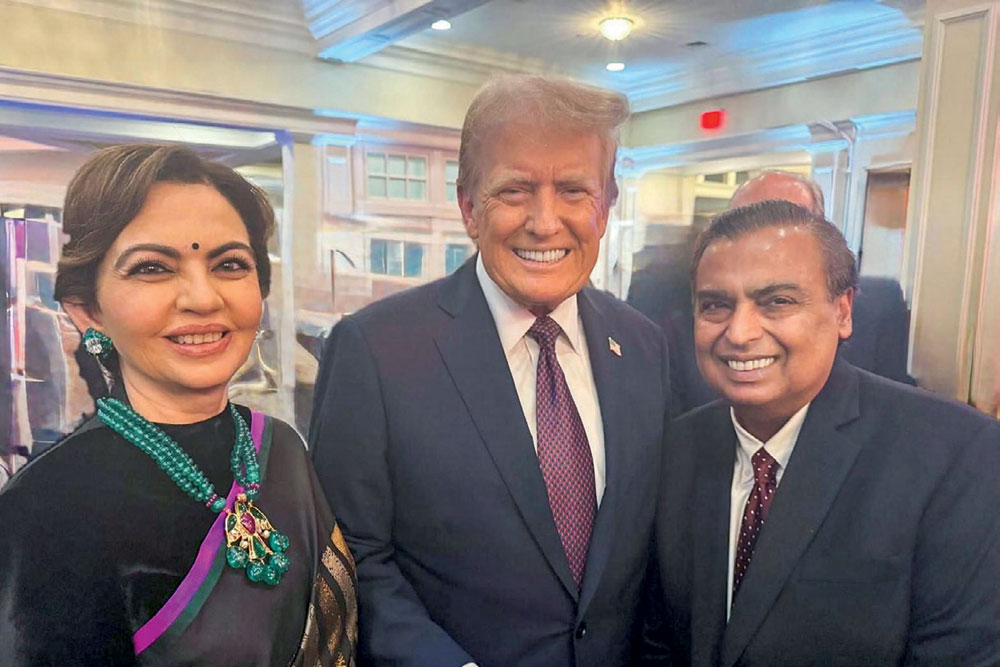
top-left (700, 109), bottom-right (725, 131)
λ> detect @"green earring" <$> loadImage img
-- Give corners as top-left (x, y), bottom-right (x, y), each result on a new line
top-left (83, 328), bottom-right (113, 361)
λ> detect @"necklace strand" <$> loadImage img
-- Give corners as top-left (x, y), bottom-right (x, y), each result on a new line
top-left (96, 398), bottom-right (289, 586)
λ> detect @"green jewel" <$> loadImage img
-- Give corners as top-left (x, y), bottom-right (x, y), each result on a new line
top-left (262, 564), bottom-right (280, 586)
top-left (210, 497), bottom-right (227, 513)
top-left (269, 552), bottom-right (290, 573)
top-left (82, 327), bottom-right (114, 361)
top-left (269, 531), bottom-right (289, 552)
top-left (227, 546), bottom-right (248, 569)
top-left (246, 561), bottom-right (266, 582)
top-left (250, 535), bottom-right (269, 561)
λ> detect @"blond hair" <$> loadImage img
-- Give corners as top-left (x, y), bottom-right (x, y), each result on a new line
top-left (457, 74), bottom-right (629, 207)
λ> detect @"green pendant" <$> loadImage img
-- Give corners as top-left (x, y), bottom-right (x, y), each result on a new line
top-left (224, 493), bottom-right (290, 586)
top-left (96, 398), bottom-right (285, 588)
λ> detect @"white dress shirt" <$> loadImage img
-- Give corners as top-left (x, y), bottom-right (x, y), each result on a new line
top-left (726, 403), bottom-right (810, 617)
top-left (476, 255), bottom-right (607, 506)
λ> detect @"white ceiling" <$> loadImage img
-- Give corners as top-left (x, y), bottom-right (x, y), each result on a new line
top-left (9, 0), bottom-right (926, 112)
top-left (387, 0), bottom-right (925, 110)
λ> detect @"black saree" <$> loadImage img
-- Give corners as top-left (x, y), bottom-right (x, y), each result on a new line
top-left (0, 406), bottom-right (357, 666)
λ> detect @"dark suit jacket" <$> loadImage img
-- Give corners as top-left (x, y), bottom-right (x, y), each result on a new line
top-left (645, 360), bottom-right (1000, 666)
top-left (840, 276), bottom-right (915, 385)
top-left (310, 258), bottom-right (671, 667)
top-left (627, 257), bottom-right (717, 415)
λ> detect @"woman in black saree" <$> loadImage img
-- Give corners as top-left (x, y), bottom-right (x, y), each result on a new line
top-left (0, 145), bottom-right (357, 665)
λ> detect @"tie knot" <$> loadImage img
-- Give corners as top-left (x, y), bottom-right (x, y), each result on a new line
top-left (527, 315), bottom-right (563, 351)
top-left (751, 448), bottom-right (779, 486)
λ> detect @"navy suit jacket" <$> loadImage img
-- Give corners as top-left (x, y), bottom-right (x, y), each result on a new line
top-left (644, 360), bottom-right (1000, 666)
top-left (840, 276), bottom-right (914, 385)
top-left (310, 258), bottom-right (671, 666)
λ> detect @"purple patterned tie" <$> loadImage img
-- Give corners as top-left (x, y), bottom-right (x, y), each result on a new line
top-left (732, 448), bottom-right (780, 602)
top-left (527, 315), bottom-right (597, 588)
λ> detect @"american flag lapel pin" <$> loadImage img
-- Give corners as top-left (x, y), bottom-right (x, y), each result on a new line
top-left (608, 337), bottom-right (622, 357)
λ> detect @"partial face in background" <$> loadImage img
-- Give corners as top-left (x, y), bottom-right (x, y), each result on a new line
top-left (64, 182), bottom-right (263, 406)
top-left (730, 172), bottom-right (821, 215)
top-left (458, 123), bottom-right (611, 313)
top-left (693, 225), bottom-right (853, 429)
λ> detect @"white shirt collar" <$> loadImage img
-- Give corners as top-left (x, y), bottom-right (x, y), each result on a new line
top-left (730, 402), bottom-right (811, 470)
top-left (475, 253), bottom-right (583, 354)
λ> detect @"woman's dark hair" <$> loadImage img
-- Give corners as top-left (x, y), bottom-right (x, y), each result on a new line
top-left (54, 144), bottom-right (275, 310)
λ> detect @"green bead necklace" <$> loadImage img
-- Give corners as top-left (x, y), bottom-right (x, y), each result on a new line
top-left (96, 398), bottom-right (290, 586)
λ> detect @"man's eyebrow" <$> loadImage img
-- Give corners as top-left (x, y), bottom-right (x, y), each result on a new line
top-left (555, 175), bottom-right (598, 187)
top-left (206, 241), bottom-right (254, 260)
top-left (694, 289), bottom-right (730, 301)
top-left (748, 283), bottom-right (804, 299)
top-left (490, 175), bottom-right (534, 187)
top-left (113, 244), bottom-right (180, 270)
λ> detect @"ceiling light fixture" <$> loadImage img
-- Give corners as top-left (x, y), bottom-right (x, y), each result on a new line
top-left (431, 19), bottom-right (452, 30)
top-left (606, 62), bottom-right (626, 72)
top-left (599, 16), bottom-right (634, 41)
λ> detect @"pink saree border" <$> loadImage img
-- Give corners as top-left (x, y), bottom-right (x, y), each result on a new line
top-left (132, 409), bottom-right (266, 655)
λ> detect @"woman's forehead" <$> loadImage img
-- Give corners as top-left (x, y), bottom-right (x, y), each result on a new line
top-left (111, 182), bottom-right (249, 249)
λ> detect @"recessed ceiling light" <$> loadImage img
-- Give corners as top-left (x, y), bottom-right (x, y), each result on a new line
top-left (606, 62), bottom-right (626, 72)
top-left (599, 16), bottom-right (634, 41)
top-left (431, 19), bottom-right (452, 30)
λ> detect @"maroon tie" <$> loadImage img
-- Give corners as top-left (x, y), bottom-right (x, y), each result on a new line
top-left (527, 316), bottom-right (597, 587)
top-left (733, 448), bottom-right (780, 601)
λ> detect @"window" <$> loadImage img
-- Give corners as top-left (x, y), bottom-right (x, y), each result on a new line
top-left (445, 160), bottom-right (459, 202)
top-left (367, 152), bottom-right (427, 200)
top-left (370, 239), bottom-right (424, 277)
top-left (445, 243), bottom-right (471, 274)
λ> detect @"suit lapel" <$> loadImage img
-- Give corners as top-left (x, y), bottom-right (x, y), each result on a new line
top-left (721, 361), bottom-right (863, 667)
top-left (691, 407), bottom-right (735, 667)
top-left (433, 259), bottom-right (579, 600)
top-left (576, 289), bottom-right (625, 614)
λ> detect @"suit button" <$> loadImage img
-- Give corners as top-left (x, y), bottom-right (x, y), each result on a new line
top-left (576, 622), bottom-right (587, 639)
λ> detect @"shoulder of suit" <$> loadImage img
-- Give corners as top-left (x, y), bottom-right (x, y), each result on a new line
top-left (339, 275), bottom-right (449, 330)
top-left (855, 276), bottom-right (904, 303)
top-left (582, 286), bottom-right (662, 338)
top-left (673, 398), bottom-right (729, 431)
top-left (854, 367), bottom-right (995, 433)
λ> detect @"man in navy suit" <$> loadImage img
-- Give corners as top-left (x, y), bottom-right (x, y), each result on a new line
top-left (643, 200), bottom-right (1000, 665)
top-left (310, 75), bottom-right (671, 666)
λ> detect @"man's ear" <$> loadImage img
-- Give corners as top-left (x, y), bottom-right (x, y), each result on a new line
top-left (62, 301), bottom-right (103, 337)
top-left (457, 185), bottom-right (479, 240)
top-left (836, 288), bottom-right (854, 340)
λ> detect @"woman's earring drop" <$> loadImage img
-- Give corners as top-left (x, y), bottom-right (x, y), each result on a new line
top-left (83, 328), bottom-right (114, 361)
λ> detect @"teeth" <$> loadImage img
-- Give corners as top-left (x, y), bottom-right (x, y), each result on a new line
top-left (514, 249), bottom-right (568, 263)
top-left (170, 332), bottom-right (224, 345)
top-left (727, 357), bottom-right (776, 371)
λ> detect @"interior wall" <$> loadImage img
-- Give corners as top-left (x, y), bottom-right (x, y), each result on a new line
top-left (0, 1), bottom-right (478, 130)
top-left (626, 61), bottom-right (920, 148)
